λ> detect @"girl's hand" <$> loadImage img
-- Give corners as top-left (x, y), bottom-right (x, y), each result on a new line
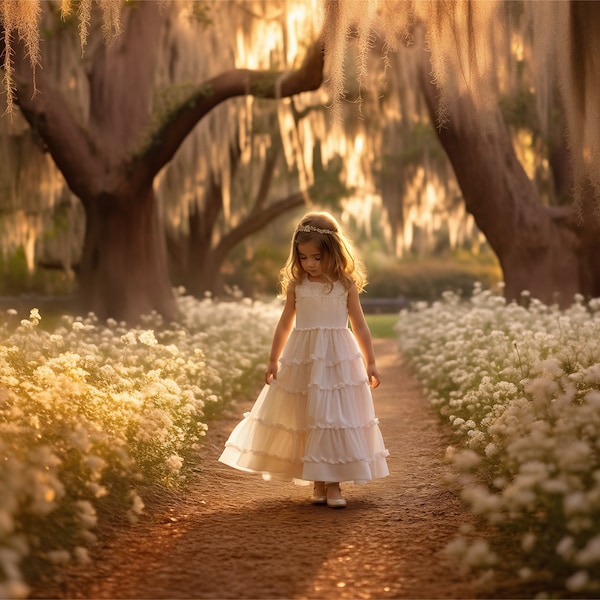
top-left (367, 364), bottom-right (381, 389)
top-left (265, 361), bottom-right (278, 385)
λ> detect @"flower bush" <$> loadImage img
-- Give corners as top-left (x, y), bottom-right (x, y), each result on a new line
top-left (395, 284), bottom-right (600, 596)
top-left (0, 293), bottom-right (281, 598)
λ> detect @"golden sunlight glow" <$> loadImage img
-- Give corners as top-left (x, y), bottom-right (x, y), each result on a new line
top-left (513, 130), bottom-right (536, 180)
top-left (511, 34), bottom-right (524, 63)
top-left (8, 0), bottom-right (591, 270)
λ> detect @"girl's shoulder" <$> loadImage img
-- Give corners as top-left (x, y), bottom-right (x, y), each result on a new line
top-left (338, 273), bottom-right (356, 291)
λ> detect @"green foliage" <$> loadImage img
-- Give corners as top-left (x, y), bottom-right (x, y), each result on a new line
top-left (309, 148), bottom-right (354, 208)
top-left (499, 88), bottom-right (541, 139)
top-left (0, 247), bottom-right (29, 283)
top-left (0, 248), bottom-right (76, 297)
top-left (223, 241), bottom-right (289, 297)
top-left (365, 313), bottom-right (398, 339)
top-left (42, 202), bottom-right (72, 240)
top-left (366, 254), bottom-right (502, 303)
top-left (380, 121), bottom-right (446, 170)
top-left (188, 2), bottom-right (213, 29)
top-left (134, 82), bottom-right (215, 156)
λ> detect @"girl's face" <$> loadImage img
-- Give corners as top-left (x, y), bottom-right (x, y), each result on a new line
top-left (297, 241), bottom-right (325, 280)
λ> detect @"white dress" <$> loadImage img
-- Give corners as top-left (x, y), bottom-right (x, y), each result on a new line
top-left (218, 278), bottom-right (389, 484)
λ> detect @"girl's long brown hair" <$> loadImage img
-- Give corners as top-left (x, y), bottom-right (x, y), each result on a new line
top-left (279, 212), bottom-right (367, 297)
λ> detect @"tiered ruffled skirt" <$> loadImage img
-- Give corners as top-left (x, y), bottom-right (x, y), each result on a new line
top-left (219, 326), bottom-right (389, 484)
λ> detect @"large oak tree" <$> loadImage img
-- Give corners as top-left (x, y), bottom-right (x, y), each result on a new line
top-left (322, 0), bottom-right (600, 307)
top-left (413, 2), bottom-right (600, 306)
top-left (3, 1), bottom-right (323, 322)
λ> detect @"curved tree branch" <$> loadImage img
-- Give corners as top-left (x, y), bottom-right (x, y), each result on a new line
top-left (11, 40), bottom-right (100, 202)
top-left (252, 144), bottom-right (279, 212)
top-left (211, 190), bottom-right (308, 265)
top-left (135, 37), bottom-right (325, 184)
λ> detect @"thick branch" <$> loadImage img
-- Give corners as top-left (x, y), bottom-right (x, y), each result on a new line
top-left (417, 56), bottom-right (531, 251)
top-left (211, 191), bottom-right (308, 264)
top-left (252, 145), bottom-right (279, 212)
top-left (11, 41), bottom-right (100, 202)
top-left (136, 38), bottom-right (325, 182)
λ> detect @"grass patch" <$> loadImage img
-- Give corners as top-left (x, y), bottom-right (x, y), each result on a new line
top-left (365, 313), bottom-right (399, 339)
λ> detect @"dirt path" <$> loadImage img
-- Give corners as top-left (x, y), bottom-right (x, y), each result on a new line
top-left (36, 339), bottom-right (486, 599)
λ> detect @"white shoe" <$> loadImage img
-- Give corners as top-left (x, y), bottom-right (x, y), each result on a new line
top-left (326, 484), bottom-right (347, 508)
top-left (310, 483), bottom-right (327, 505)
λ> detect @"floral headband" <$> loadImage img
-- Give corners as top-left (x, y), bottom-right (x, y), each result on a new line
top-left (296, 224), bottom-right (336, 235)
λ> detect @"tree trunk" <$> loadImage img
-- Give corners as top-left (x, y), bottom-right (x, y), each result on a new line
top-left (574, 181), bottom-right (600, 298)
top-left (185, 174), bottom-right (225, 297)
top-left (79, 187), bottom-right (176, 321)
top-left (417, 56), bottom-right (600, 307)
top-left (175, 133), bottom-right (309, 297)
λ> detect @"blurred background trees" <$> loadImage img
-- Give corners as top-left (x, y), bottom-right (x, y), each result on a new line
top-left (2, 0), bottom-right (598, 321)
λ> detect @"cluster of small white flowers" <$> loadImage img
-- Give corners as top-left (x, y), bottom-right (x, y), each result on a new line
top-left (0, 294), bottom-right (280, 597)
top-left (396, 284), bottom-right (600, 595)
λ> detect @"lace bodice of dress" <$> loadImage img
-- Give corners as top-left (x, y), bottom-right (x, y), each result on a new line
top-left (294, 279), bottom-right (348, 330)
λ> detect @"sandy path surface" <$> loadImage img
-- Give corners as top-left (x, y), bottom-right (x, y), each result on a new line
top-left (35, 339), bottom-right (486, 599)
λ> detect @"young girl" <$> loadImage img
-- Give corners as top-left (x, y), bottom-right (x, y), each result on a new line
top-left (219, 211), bottom-right (389, 508)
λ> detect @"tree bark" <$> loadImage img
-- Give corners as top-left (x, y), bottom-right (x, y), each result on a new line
top-left (79, 187), bottom-right (174, 321)
top-left (417, 56), bottom-right (600, 307)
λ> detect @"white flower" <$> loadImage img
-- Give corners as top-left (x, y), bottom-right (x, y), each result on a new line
top-left (519, 567), bottom-right (533, 579)
top-left (463, 538), bottom-right (496, 567)
top-left (76, 501), bottom-right (97, 529)
top-left (166, 454), bottom-right (183, 472)
top-left (0, 293), bottom-right (281, 592)
top-left (556, 536), bottom-right (575, 559)
top-left (121, 331), bottom-right (137, 345)
top-left (86, 482), bottom-right (108, 498)
top-left (521, 532), bottom-right (536, 553)
top-left (84, 454), bottom-right (106, 475)
top-left (127, 491), bottom-right (145, 523)
top-left (45, 550), bottom-right (70, 565)
top-left (484, 443), bottom-right (498, 457)
top-left (453, 449), bottom-right (481, 471)
top-left (575, 534), bottom-right (600, 566)
top-left (73, 546), bottom-right (90, 564)
top-left (559, 442), bottom-right (592, 473)
top-left (566, 570), bottom-right (589, 592)
top-left (138, 330), bottom-right (158, 346)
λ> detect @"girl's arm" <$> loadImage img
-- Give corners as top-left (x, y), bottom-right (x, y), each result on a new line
top-left (348, 283), bottom-right (381, 388)
top-left (265, 285), bottom-right (296, 385)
